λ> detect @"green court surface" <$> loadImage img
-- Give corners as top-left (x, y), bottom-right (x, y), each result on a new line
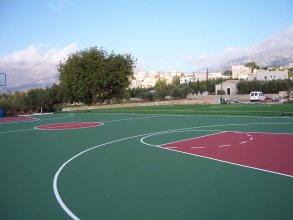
top-left (1, 109), bottom-right (293, 219)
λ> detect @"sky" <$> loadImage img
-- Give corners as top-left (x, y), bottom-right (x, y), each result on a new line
top-left (0, 0), bottom-right (293, 87)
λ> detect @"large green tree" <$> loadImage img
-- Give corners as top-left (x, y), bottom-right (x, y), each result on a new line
top-left (58, 47), bottom-right (135, 104)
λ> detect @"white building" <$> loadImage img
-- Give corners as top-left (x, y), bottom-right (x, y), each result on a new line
top-left (179, 76), bottom-right (197, 84)
top-left (157, 72), bottom-right (173, 84)
top-left (247, 70), bottom-right (288, 81)
top-left (179, 72), bottom-right (227, 84)
top-left (131, 70), bottom-right (230, 88)
top-left (140, 76), bottom-right (156, 88)
top-left (215, 80), bottom-right (240, 96)
top-left (129, 79), bottom-right (141, 89)
top-left (133, 71), bottom-right (146, 81)
top-left (232, 65), bottom-right (252, 79)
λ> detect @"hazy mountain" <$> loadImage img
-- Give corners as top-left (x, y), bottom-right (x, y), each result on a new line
top-left (225, 48), bottom-right (293, 69)
top-left (0, 82), bottom-right (53, 92)
top-left (186, 26), bottom-right (293, 71)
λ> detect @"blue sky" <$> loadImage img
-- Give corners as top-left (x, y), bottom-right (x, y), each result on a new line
top-left (0, 0), bottom-right (293, 87)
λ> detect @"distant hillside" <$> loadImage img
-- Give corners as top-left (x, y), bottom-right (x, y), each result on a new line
top-left (224, 48), bottom-right (293, 68)
top-left (0, 82), bottom-right (53, 92)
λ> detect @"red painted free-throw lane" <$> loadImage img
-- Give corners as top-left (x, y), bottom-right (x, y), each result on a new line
top-left (161, 132), bottom-right (293, 177)
top-left (36, 122), bottom-right (103, 130)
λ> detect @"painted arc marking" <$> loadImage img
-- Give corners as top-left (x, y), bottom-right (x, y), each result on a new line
top-left (36, 122), bottom-right (103, 130)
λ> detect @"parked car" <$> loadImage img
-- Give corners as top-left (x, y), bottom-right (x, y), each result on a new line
top-left (250, 91), bottom-right (266, 102)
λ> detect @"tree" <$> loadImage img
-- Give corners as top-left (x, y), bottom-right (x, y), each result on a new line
top-left (172, 75), bottom-right (180, 85)
top-left (155, 79), bottom-right (167, 89)
top-left (155, 84), bottom-right (172, 100)
top-left (245, 62), bottom-right (260, 73)
top-left (223, 70), bottom-right (232, 77)
top-left (58, 47), bottom-right (135, 104)
top-left (237, 79), bottom-right (290, 94)
top-left (289, 68), bottom-right (293, 78)
top-left (237, 80), bottom-right (250, 94)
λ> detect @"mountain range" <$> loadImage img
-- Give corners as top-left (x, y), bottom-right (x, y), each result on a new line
top-left (223, 48), bottom-right (293, 69)
top-left (0, 82), bottom-right (53, 92)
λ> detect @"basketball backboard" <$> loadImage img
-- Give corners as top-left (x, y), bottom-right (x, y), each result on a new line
top-left (0, 73), bottom-right (6, 86)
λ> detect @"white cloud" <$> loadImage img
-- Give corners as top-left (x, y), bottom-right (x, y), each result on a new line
top-left (185, 25), bottom-right (293, 70)
top-left (0, 43), bottom-right (77, 87)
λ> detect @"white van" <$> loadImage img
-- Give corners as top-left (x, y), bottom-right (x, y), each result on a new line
top-left (250, 91), bottom-right (266, 102)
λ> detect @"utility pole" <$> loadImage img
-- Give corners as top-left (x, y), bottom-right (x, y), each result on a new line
top-left (206, 68), bottom-right (209, 92)
top-left (206, 68), bottom-right (209, 82)
top-left (288, 70), bottom-right (291, 103)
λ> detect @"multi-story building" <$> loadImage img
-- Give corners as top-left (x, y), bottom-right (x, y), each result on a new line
top-left (140, 75), bottom-right (156, 88)
top-left (232, 65), bottom-right (252, 79)
top-left (131, 70), bottom-right (183, 88)
top-left (247, 70), bottom-right (289, 81)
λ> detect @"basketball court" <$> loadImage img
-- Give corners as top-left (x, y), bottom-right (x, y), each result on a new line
top-left (1, 112), bottom-right (293, 219)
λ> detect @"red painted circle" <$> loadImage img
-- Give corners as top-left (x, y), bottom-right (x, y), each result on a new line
top-left (36, 122), bottom-right (103, 130)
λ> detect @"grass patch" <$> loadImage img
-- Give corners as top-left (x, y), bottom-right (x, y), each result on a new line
top-left (71, 103), bottom-right (293, 117)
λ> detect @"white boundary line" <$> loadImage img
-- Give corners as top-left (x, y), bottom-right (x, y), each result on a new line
top-left (69, 111), bottom-right (293, 120)
top-left (35, 114), bottom-right (74, 121)
top-left (0, 128), bottom-right (36, 134)
top-left (53, 120), bottom-right (293, 219)
top-left (35, 122), bottom-right (104, 131)
top-left (101, 115), bottom-right (161, 123)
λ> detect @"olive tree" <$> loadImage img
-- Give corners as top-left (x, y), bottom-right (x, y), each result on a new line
top-left (58, 47), bottom-right (135, 104)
